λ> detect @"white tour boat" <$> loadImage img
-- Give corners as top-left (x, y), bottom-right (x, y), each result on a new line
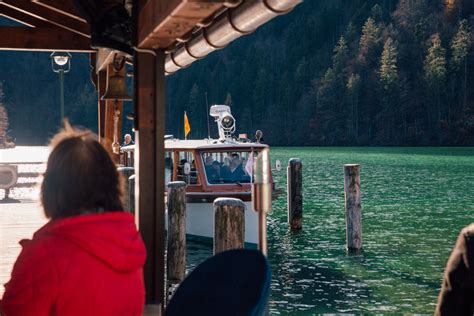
top-left (121, 105), bottom-right (279, 246)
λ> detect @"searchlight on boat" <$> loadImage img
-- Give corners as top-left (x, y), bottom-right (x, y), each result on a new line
top-left (210, 105), bottom-right (236, 142)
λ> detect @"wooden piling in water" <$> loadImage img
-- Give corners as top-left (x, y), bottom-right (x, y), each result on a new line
top-left (166, 181), bottom-right (187, 293)
top-left (214, 198), bottom-right (245, 254)
top-left (117, 167), bottom-right (135, 213)
top-left (287, 158), bottom-right (303, 230)
top-left (344, 164), bottom-right (362, 250)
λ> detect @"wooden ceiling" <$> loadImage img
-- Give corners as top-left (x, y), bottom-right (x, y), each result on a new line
top-left (0, 0), bottom-right (231, 63)
top-left (0, 0), bottom-right (91, 52)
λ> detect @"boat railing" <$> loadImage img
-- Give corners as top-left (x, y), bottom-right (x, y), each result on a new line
top-left (119, 145), bottom-right (135, 167)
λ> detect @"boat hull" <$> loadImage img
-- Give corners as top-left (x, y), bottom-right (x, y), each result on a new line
top-left (165, 198), bottom-right (259, 247)
top-left (186, 201), bottom-right (258, 246)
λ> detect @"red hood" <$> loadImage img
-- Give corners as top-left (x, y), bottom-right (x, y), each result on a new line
top-left (32, 212), bottom-right (146, 272)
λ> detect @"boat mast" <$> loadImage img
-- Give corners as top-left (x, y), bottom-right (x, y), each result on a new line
top-left (205, 92), bottom-right (211, 140)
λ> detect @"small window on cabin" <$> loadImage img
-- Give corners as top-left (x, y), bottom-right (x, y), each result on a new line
top-left (201, 151), bottom-right (258, 185)
top-left (164, 151), bottom-right (173, 185)
top-left (176, 151), bottom-right (199, 185)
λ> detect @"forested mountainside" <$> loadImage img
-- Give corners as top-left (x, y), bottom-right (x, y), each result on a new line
top-left (1, 0), bottom-right (474, 145)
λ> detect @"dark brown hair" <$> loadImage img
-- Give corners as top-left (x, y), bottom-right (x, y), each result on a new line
top-left (41, 123), bottom-right (124, 219)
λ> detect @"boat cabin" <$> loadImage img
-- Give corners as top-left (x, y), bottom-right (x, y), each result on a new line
top-left (121, 139), bottom-right (271, 202)
top-left (120, 104), bottom-right (275, 202)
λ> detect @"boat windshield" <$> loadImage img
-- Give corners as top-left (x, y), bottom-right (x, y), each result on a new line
top-left (201, 151), bottom-right (258, 185)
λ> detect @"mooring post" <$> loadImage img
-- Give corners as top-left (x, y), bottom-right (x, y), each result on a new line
top-left (117, 167), bottom-right (135, 212)
top-left (214, 198), bottom-right (245, 255)
top-left (287, 158), bottom-right (303, 231)
top-left (166, 181), bottom-right (187, 300)
top-left (344, 164), bottom-right (362, 250)
top-left (128, 175), bottom-right (135, 214)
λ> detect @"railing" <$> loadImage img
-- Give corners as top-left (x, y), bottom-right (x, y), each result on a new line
top-left (119, 145), bottom-right (135, 167)
top-left (0, 162), bottom-right (45, 199)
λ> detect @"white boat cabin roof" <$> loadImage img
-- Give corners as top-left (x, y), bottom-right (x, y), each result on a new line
top-left (121, 139), bottom-right (268, 152)
top-left (165, 139), bottom-right (268, 151)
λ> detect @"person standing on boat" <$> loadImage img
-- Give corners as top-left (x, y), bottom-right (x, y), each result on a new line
top-left (122, 133), bottom-right (134, 147)
top-left (0, 123), bottom-right (146, 316)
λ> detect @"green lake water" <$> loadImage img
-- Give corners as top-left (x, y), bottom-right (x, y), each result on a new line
top-left (188, 147), bottom-right (474, 315)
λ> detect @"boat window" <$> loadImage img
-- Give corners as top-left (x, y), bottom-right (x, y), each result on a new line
top-left (176, 151), bottom-right (199, 185)
top-left (201, 151), bottom-right (257, 185)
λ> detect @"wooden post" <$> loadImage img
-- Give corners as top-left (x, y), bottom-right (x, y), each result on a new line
top-left (97, 70), bottom-right (107, 140)
top-left (344, 164), bottom-right (362, 250)
top-left (135, 50), bottom-right (166, 308)
top-left (213, 198), bottom-right (245, 254)
top-left (117, 167), bottom-right (134, 212)
top-left (287, 158), bottom-right (303, 230)
top-left (166, 181), bottom-right (187, 300)
top-left (129, 175), bottom-right (135, 214)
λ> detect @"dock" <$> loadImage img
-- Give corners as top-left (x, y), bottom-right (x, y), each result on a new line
top-left (0, 199), bottom-right (47, 298)
top-left (0, 147), bottom-right (163, 315)
top-left (0, 146), bottom-right (48, 297)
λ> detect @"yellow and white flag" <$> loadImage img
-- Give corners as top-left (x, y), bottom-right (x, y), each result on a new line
top-left (184, 111), bottom-right (191, 139)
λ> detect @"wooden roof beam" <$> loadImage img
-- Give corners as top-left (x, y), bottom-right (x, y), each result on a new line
top-left (32, 0), bottom-right (86, 23)
top-left (138, 0), bottom-right (227, 49)
top-left (0, 0), bottom-right (90, 38)
top-left (0, 5), bottom-right (48, 27)
top-left (0, 26), bottom-right (93, 52)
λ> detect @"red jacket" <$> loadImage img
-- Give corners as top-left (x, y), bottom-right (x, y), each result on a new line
top-left (0, 212), bottom-right (146, 316)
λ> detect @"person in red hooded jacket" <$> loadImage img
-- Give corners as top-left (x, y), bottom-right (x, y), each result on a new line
top-left (0, 123), bottom-right (146, 316)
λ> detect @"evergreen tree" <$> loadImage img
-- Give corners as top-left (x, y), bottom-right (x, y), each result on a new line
top-left (333, 36), bottom-right (349, 72)
top-left (451, 20), bottom-right (470, 71)
top-left (358, 17), bottom-right (382, 143)
top-left (379, 37), bottom-right (399, 143)
top-left (316, 68), bottom-right (341, 144)
top-left (344, 21), bottom-right (357, 44)
top-left (359, 17), bottom-right (381, 65)
top-left (451, 19), bottom-right (471, 110)
top-left (424, 33), bottom-right (447, 139)
top-left (346, 73), bottom-right (361, 142)
top-left (380, 37), bottom-right (399, 90)
top-left (371, 4), bottom-right (384, 23)
top-left (425, 34), bottom-right (447, 84)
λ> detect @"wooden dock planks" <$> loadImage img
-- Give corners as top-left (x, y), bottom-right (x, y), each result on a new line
top-left (0, 200), bottom-right (47, 297)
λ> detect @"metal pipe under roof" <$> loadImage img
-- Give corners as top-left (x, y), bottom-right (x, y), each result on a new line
top-left (164, 0), bottom-right (302, 75)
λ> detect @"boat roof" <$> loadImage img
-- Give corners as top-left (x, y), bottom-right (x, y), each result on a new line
top-left (164, 138), bottom-right (269, 150)
top-left (120, 138), bottom-right (269, 152)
